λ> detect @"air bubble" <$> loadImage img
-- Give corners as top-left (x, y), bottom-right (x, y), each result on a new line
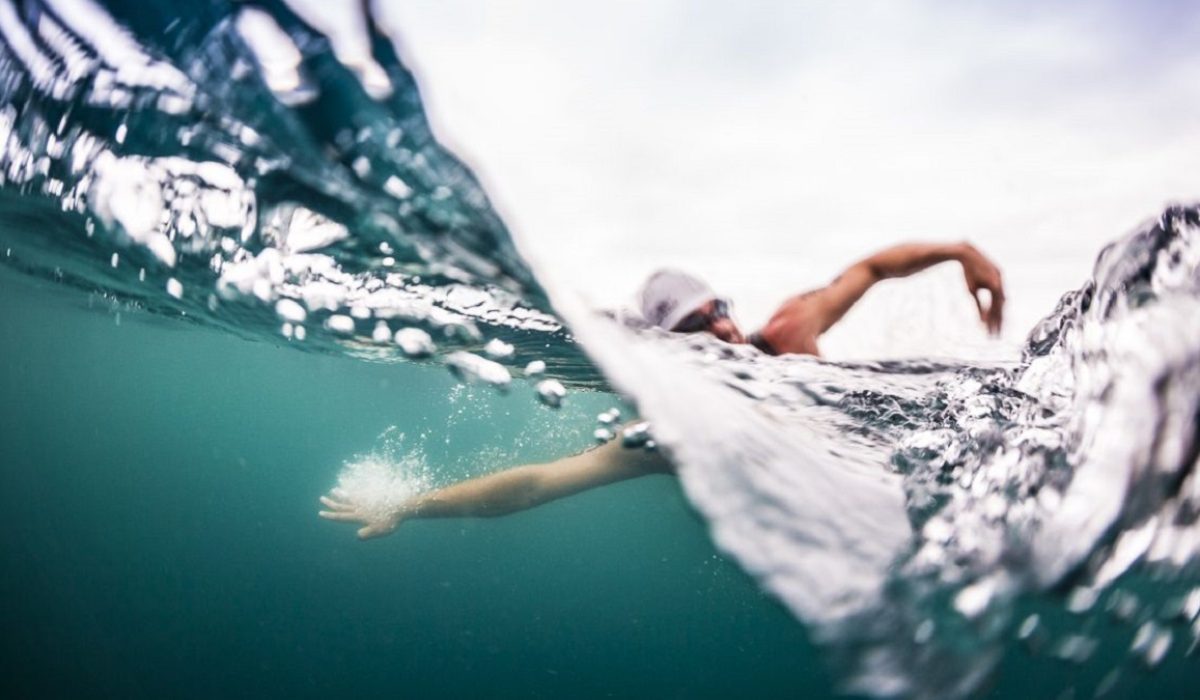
top-left (275, 298), bottom-right (306, 322)
top-left (1131, 623), bottom-right (1172, 668)
top-left (395, 328), bottom-right (435, 357)
top-left (484, 338), bottom-right (514, 359)
top-left (326, 314), bottom-right (355, 334)
top-left (1054, 634), bottom-right (1098, 664)
top-left (446, 351), bottom-right (510, 389)
top-left (597, 408), bottom-right (621, 425)
top-left (535, 379), bottom-right (566, 408)
top-left (621, 422), bottom-right (652, 448)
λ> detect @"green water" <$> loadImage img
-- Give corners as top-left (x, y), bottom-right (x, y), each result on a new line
top-left (0, 267), bottom-right (825, 699)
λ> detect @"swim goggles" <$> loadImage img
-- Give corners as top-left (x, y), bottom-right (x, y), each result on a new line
top-left (671, 298), bottom-right (731, 333)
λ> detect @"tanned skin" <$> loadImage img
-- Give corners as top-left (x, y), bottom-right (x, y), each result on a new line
top-left (702, 241), bottom-right (1005, 356)
top-left (321, 241), bottom-right (1005, 539)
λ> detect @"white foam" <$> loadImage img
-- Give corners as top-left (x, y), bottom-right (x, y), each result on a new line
top-left (333, 442), bottom-right (433, 526)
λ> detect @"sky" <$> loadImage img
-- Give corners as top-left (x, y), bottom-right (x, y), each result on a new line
top-left (291, 0), bottom-right (1200, 358)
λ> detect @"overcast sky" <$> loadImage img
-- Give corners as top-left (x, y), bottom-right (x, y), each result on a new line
top-left (292, 0), bottom-right (1199, 358)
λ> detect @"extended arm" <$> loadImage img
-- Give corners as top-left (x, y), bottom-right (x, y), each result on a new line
top-left (782, 241), bottom-right (1005, 336)
top-left (319, 434), bottom-right (672, 539)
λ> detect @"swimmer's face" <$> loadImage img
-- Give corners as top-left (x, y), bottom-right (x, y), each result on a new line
top-left (673, 299), bottom-right (745, 345)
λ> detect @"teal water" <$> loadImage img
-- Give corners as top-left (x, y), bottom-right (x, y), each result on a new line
top-left (0, 266), bottom-right (825, 698)
top-left (5, 263), bottom-right (1200, 699)
top-left (1, 1), bottom-right (1198, 695)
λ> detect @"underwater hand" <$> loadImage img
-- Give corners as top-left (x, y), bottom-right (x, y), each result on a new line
top-left (318, 488), bottom-right (406, 540)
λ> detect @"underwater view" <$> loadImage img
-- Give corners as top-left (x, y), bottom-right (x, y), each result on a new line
top-left (1, 1), bottom-right (1198, 698)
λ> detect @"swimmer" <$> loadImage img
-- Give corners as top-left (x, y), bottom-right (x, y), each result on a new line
top-left (639, 241), bottom-right (1004, 357)
top-left (320, 241), bottom-right (1004, 538)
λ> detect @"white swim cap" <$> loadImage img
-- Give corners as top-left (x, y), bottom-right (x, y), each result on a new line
top-left (638, 269), bottom-right (716, 330)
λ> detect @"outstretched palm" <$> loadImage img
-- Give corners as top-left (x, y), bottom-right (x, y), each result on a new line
top-left (319, 489), bottom-right (405, 539)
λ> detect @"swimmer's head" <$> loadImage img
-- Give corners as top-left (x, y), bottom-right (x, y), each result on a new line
top-left (638, 269), bottom-right (744, 344)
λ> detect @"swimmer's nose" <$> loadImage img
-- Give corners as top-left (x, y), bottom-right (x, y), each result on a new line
top-left (710, 318), bottom-right (744, 345)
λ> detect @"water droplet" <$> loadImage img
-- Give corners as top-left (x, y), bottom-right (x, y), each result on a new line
top-left (594, 428), bottom-right (613, 443)
top-left (110, 253), bottom-right (119, 268)
top-left (166, 278), bottom-right (183, 299)
top-left (524, 360), bottom-right (546, 376)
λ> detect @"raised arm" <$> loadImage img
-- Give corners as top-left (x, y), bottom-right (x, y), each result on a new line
top-left (773, 241), bottom-right (1005, 338)
top-left (319, 433), bottom-right (672, 539)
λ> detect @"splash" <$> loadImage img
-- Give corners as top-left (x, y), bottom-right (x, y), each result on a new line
top-left (332, 429), bottom-right (433, 526)
top-left (563, 206), bottom-right (1200, 697)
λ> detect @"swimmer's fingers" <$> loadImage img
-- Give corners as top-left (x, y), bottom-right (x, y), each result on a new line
top-left (357, 523), bottom-right (394, 539)
top-left (320, 495), bottom-right (355, 511)
top-left (319, 509), bottom-right (363, 523)
top-left (987, 290), bottom-right (1005, 335)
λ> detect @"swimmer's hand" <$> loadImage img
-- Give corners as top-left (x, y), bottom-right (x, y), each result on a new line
top-left (958, 243), bottom-right (1005, 335)
top-left (318, 489), bottom-right (407, 539)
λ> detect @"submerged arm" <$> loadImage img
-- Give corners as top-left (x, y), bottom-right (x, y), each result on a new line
top-left (410, 437), bottom-right (669, 518)
top-left (319, 433), bottom-right (671, 539)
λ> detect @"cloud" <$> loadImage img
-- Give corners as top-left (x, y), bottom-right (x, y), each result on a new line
top-left (291, 0), bottom-right (1200, 355)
